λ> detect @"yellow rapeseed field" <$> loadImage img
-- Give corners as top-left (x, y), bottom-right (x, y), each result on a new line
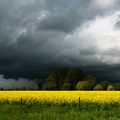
top-left (0, 91), bottom-right (119, 105)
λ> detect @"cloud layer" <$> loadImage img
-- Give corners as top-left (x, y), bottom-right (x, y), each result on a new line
top-left (0, 0), bottom-right (120, 82)
top-left (0, 75), bottom-right (37, 89)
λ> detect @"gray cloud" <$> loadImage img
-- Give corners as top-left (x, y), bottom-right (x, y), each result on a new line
top-left (0, 0), bottom-right (120, 83)
top-left (0, 75), bottom-right (37, 89)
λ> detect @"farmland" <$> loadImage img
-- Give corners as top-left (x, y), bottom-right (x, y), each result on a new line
top-left (0, 91), bottom-right (120, 120)
top-left (0, 91), bottom-right (120, 104)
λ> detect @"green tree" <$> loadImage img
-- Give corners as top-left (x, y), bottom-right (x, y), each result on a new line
top-left (113, 84), bottom-right (120, 90)
top-left (107, 85), bottom-right (115, 91)
top-left (54, 67), bottom-right (68, 89)
top-left (76, 81), bottom-right (89, 90)
top-left (62, 82), bottom-right (72, 90)
top-left (35, 79), bottom-right (43, 90)
top-left (93, 84), bottom-right (103, 91)
top-left (76, 76), bottom-right (96, 90)
top-left (100, 81), bottom-right (109, 90)
top-left (66, 68), bottom-right (82, 89)
top-left (46, 74), bottom-right (58, 90)
top-left (82, 76), bottom-right (96, 90)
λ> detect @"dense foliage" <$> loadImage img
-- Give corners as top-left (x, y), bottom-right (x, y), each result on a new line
top-left (35, 67), bottom-right (119, 90)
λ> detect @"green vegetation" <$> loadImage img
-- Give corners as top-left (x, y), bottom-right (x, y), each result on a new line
top-left (93, 84), bottom-right (103, 90)
top-left (35, 79), bottom-right (43, 90)
top-left (76, 76), bottom-right (96, 90)
top-left (107, 85), bottom-right (115, 91)
top-left (0, 103), bottom-right (120, 120)
top-left (35, 67), bottom-right (120, 91)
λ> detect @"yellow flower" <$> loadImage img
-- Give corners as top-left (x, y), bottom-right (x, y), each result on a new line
top-left (0, 91), bottom-right (119, 105)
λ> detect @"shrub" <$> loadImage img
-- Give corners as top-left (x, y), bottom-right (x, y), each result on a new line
top-left (93, 84), bottom-right (103, 90)
top-left (76, 76), bottom-right (96, 90)
top-left (62, 83), bottom-right (72, 90)
top-left (100, 81), bottom-right (109, 90)
top-left (107, 85), bottom-right (115, 91)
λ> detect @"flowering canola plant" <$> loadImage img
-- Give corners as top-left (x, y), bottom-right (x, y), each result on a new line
top-left (0, 91), bottom-right (119, 105)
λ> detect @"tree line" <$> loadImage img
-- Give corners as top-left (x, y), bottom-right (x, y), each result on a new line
top-left (36, 67), bottom-right (120, 91)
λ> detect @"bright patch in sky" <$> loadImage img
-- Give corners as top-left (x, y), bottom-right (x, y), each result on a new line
top-left (94, 0), bottom-right (114, 7)
top-left (68, 11), bottom-right (120, 64)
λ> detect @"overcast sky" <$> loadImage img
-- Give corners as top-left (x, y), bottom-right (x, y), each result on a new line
top-left (0, 0), bottom-right (120, 83)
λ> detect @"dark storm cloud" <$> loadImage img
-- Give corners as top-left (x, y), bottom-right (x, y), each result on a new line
top-left (84, 64), bottom-right (120, 82)
top-left (37, 0), bottom-right (89, 33)
top-left (0, 0), bottom-right (120, 83)
top-left (37, 0), bottom-right (117, 33)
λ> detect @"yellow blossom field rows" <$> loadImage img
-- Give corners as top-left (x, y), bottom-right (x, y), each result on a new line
top-left (0, 91), bottom-right (119, 104)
